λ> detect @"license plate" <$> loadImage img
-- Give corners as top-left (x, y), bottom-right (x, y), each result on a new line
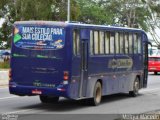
top-left (32, 89), bottom-right (42, 94)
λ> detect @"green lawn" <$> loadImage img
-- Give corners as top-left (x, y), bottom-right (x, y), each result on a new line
top-left (0, 61), bottom-right (10, 69)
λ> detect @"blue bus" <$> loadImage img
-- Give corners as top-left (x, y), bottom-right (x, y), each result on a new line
top-left (9, 21), bottom-right (149, 105)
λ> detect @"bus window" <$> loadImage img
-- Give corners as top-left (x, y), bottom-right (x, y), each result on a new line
top-left (129, 33), bottom-right (133, 54)
top-left (119, 32), bottom-right (124, 54)
top-left (73, 29), bottom-right (80, 56)
top-left (133, 33), bottom-right (138, 54)
top-left (115, 32), bottom-right (120, 54)
top-left (110, 32), bottom-right (115, 54)
top-left (99, 31), bottom-right (104, 54)
top-left (90, 30), bottom-right (93, 55)
top-left (94, 31), bottom-right (99, 54)
top-left (125, 33), bottom-right (129, 54)
top-left (105, 31), bottom-right (110, 54)
top-left (138, 35), bottom-right (142, 53)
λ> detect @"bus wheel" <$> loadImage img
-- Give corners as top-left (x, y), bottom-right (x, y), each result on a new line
top-left (39, 95), bottom-right (59, 103)
top-left (91, 81), bottom-right (102, 106)
top-left (129, 78), bottom-right (139, 97)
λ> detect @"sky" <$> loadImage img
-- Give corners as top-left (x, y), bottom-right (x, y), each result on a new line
top-left (0, 18), bottom-right (5, 27)
top-left (147, 27), bottom-right (160, 44)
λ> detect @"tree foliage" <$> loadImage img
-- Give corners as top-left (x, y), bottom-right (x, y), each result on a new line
top-left (0, 0), bottom-right (160, 48)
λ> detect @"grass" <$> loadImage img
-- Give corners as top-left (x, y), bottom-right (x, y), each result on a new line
top-left (0, 61), bottom-right (10, 69)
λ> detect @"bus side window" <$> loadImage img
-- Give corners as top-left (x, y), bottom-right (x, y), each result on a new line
top-left (73, 29), bottom-right (80, 56)
top-left (119, 32), bottom-right (124, 54)
top-left (133, 33), bottom-right (138, 54)
top-left (99, 31), bottom-right (105, 54)
top-left (124, 33), bottom-right (129, 54)
top-left (90, 30), bottom-right (93, 55)
top-left (105, 31), bottom-right (110, 54)
top-left (129, 33), bottom-right (133, 54)
top-left (94, 31), bottom-right (99, 54)
top-left (137, 34), bottom-right (142, 54)
top-left (115, 32), bottom-right (120, 54)
top-left (110, 32), bottom-right (115, 54)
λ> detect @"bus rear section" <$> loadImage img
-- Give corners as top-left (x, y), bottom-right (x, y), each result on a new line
top-left (9, 21), bottom-right (72, 101)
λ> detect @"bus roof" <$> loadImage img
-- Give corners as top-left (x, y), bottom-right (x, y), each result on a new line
top-left (14, 21), bottom-right (145, 33)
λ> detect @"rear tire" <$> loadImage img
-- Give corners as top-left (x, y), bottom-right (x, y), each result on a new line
top-left (39, 95), bottom-right (59, 103)
top-left (90, 81), bottom-right (102, 106)
top-left (129, 77), bottom-right (140, 97)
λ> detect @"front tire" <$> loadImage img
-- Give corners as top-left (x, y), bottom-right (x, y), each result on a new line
top-left (39, 95), bottom-right (59, 103)
top-left (129, 78), bottom-right (140, 97)
top-left (90, 81), bottom-right (102, 106)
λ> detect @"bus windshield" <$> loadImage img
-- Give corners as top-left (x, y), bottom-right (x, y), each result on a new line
top-left (13, 25), bottom-right (65, 50)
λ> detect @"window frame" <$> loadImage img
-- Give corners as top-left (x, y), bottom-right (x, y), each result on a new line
top-left (73, 29), bottom-right (80, 56)
top-left (124, 32), bottom-right (129, 54)
top-left (93, 30), bottom-right (99, 55)
top-left (119, 32), bottom-right (124, 54)
top-left (128, 33), bottom-right (133, 54)
top-left (115, 32), bottom-right (120, 54)
top-left (99, 31), bottom-right (105, 54)
top-left (109, 31), bottom-right (115, 54)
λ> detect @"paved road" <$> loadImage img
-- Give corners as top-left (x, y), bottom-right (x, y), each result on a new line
top-left (0, 73), bottom-right (160, 120)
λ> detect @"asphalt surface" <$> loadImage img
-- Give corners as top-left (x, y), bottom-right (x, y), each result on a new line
top-left (0, 73), bottom-right (160, 120)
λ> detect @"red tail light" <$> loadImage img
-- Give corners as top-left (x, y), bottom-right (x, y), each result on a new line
top-left (63, 71), bottom-right (69, 80)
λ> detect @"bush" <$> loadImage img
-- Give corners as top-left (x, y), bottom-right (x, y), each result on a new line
top-left (0, 61), bottom-right (10, 69)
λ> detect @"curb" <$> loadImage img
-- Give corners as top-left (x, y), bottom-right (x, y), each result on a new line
top-left (146, 109), bottom-right (160, 114)
top-left (0, 70), bottom-right (9, 87)
top-left (0, 84), bottom-right (8, 87)
top-left (0, 69), bottom-right (9, 70)
top-left (0, 80), bottom-right (8, 87)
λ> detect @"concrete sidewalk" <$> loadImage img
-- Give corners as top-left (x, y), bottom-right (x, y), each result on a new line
top-left (0, 69), bottom-right (9, 86)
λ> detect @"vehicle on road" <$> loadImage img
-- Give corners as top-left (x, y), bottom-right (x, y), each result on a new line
top-left (148, 56), bottom-right (160, 75)
top-left (0, 50), bottom-right (11, 62)
top-left (9, 21), bottom-right (149, 105)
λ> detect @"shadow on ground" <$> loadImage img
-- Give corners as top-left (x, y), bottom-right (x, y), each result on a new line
top-left (15, 93), bottom-right (144, 113)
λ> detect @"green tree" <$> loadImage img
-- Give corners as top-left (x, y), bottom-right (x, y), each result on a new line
top-left (77, 0), bottom-right (153, 30)
top-left (100, 0), bottom-right (151, 31)
top-left (13, 0), bottom-right (80, 21)
top-left (0, 22), bottom-right (12, 49)
top-left (145, 0), bottom-right (160, 45)
top-left (77, 0), bottom-right (110, 24)
top-left (0, 0), bottom-right (14, 49)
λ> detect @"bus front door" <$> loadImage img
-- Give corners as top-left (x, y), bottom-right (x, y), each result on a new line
top-left (79, 30), bottom-right (89, 98)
